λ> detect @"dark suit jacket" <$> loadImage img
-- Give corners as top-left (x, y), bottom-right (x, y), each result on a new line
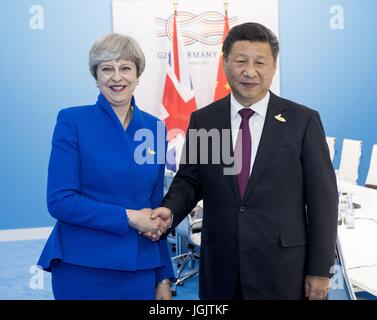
top-left (162, 92), bottom-right (338, 299)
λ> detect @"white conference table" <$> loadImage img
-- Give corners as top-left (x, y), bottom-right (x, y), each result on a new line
top-left (336, 181), bottom-right (377, 297)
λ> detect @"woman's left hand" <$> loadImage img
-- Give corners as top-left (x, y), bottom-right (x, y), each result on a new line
top-left (155, 281), bottom-right (172, 300)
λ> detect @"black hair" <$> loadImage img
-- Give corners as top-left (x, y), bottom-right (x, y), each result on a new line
top-left (222, 22), bottom-right (279, 61)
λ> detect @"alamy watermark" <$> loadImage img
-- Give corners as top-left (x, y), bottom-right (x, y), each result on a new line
top-left (329, 5), bottom-right (344, 30)
top-left (133, 122), bottom-right (242, 175)
top-left (29, 5), bottom-right (44, 30)
top-left (29, 264), bottom-right (44, 289)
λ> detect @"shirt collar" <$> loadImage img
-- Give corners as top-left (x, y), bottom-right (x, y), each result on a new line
top-left (230, 91), bottom-right (270, 120)
top-left (97, 93), bottom-right (141, 134)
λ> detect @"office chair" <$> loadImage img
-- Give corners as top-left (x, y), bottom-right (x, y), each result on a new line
top-left (365, 145), bottom-right (377, 189)
top-left (338, 139), bottom-right (362, 184)
top-left (326, 136), bottom-right (336, 163)
top-left (170, 203), bottom-right (202, 288)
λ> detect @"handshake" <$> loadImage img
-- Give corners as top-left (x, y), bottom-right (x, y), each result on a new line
top-left (126, 207), bottom-right (173, 241)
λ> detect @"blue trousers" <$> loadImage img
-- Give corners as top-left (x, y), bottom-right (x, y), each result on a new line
top-left (51, 262), bottom-right (156, 300)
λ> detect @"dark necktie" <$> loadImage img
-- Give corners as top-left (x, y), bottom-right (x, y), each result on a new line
top-left (235, 108), bottom-right (255, 199)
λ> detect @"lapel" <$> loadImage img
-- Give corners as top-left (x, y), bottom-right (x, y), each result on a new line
top-left (243, 92), bottom-right (288, 201)
top-left (98, 94), bottom-right (142, 134)
top-left (96, 93), bottom-right (145, 163)
top-left (98, 93), bottom-right (124, 131)
top-left (96, 94), bottom-right (156, 190)
top-left (211, 95), bottom-right (242, 202)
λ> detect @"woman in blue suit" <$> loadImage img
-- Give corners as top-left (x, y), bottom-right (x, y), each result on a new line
top-left (38, 33), bottom-right (175, 300)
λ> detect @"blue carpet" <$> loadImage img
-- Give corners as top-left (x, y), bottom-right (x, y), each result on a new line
top-left (1, 239), bottom-right (375, 300)
top-left (0, 239), bottom-right (198, 300)
top-left (0, 240), bottom-right (53, 300)
top-left (355, 291), bottom-right (377, 300)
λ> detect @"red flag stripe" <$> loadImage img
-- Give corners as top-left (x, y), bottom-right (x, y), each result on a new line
top-left (162, 8), bottom-right (197, 141)
top-left (213, 10), bottom-right (231, 101)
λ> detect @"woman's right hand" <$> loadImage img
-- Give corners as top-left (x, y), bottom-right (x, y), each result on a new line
top-left (126, 208), bottom-right (162, 234)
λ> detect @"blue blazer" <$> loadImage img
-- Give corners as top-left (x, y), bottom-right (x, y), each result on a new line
top-left (38, 94), bottom-right (174, 282)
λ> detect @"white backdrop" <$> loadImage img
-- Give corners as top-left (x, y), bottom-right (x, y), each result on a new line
top-left (113, 0), bottom-right (280, 118)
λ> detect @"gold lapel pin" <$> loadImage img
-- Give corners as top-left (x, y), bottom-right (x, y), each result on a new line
top-left (274, 114), bottom-right (286, 123)
top-left (147, 148), bottom-right (156, 155)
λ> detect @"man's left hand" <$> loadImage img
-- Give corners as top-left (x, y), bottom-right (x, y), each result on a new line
top-left (305, 276), bottom-right (330, 300)
top-left (155, 280), bottom-right (172, 300)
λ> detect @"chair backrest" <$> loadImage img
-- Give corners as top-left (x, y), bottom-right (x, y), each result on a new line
top-left (365, 144), bottom-right (377, 187)
top-left (338, 139), bottom-right (362, 184)
top-left (175, 203), bottom-right (203, 240)
top-left (188, 218), bottom-right (202, 247)
top-left (175, 215), bottom-right (190, 239)
top-left (326, 136), bottom-right (336, 162)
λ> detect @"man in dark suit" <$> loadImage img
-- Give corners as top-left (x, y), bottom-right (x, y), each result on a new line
top-left (152, 22), bottom-right (338, 300)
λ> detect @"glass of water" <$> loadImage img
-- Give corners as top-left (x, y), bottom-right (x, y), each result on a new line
top-left (338, 193), bottom-right (348, 225)
top-left (344, 193), bottom-right (355, 228)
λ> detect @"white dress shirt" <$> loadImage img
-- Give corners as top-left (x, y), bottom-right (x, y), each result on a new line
top-left (230, 91), bottom-right (270, 176)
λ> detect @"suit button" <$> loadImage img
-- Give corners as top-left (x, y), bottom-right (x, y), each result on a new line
top-left (239, 206), bottom-right (246, 213)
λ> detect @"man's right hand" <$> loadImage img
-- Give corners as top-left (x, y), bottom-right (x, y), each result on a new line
top-left (142, 207), bottom-right (173, 241)
top-left (126, 208), bottom-right (162, 234)
top-left (151, 207), bottom-right (173, 232)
